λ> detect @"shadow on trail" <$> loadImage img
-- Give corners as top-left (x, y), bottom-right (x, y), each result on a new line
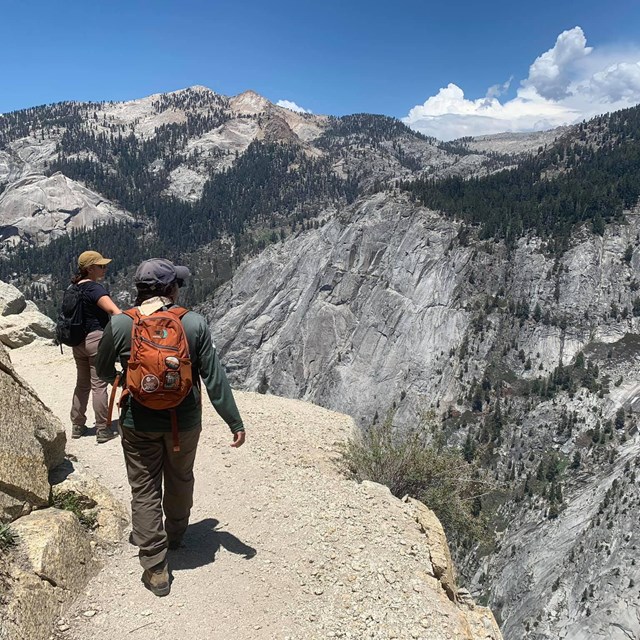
top-left (170, 518), bottom-right (257, 571)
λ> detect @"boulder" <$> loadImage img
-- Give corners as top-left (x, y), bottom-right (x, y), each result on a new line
top-left (0, 342), bottom-right (65, 522)
top-left (0, 301), bottom-right (55, 348)
top-left (1, 509), bottom-right (97, 640)
top-left (51, 465), bottom-right (129, 544)
top-left (10, 508), bottom-right (95, 589)
top-left (0, 281), bottom-right (26, 317)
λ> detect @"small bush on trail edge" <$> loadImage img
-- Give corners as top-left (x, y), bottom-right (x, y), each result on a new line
top-left (50, 491), bottom-right (98, 530)
top-left (0, 523), bottom-right (17, 551)
top-left (342, 416), bottom-right (493, 546)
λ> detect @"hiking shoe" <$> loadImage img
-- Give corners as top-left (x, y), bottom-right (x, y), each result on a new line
top-left (142, 560), bottom-right (170, 597)
top-left (96, 428), bottom-right (117, 444)
top-left (71, 424), bottom-right (88, 439)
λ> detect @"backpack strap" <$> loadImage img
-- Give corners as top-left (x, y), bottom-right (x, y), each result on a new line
top-left (106, 372), bottom-right (122, 431)
top-left (165, 306), bottom-right (188, 319)
top-left (170, 409), bottom-right (180, 453)
top-left (165, 306), bottom-right (188, 452)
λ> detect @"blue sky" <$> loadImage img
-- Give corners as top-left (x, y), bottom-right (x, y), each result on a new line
top-left (2, 0), bottom-right (640, 139)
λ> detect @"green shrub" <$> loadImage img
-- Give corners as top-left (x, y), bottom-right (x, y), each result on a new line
top-left (0, 523), bottom-right (17, 551)
top-left (342, 416), bottom-right (492, 544)
top-left (50, 491), bottom-right (97, 530)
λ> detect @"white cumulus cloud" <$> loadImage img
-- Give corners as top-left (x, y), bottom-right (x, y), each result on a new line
top-left (276, 99), bottom-right (312, 114)
top-left (403, 27), bottom-right (640, 141)
top-left (524, 27), bottom-right (592, 100)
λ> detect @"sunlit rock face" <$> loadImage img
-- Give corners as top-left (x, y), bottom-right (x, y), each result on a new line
top-left (0, 173), bottom-right (130, 245)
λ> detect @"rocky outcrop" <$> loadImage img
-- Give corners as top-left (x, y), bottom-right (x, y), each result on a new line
top-left (406, 497), bottom-right (459, 601)
top-left (459, 127), bottom-right (570, 156)
top-left (0, 137), bottom-right (60, 185)
top-left (0, 341), bottom-right (65, 522)
top-left (50, 463), bottom-right (129, 545)
top-left (0, 281), bottom-right (26, 316)
top-left (0, 173), bottom-right (130, 246)
top-left (0, 300), bottom-right (55, 348)
top-left (0, 339), bottom-right (127, 640)
top-left (0, 463), bottom-right (128, 640)
top-left (358, 482), bottom-right (502, 640)
top-left (1, 510), bottom-right (97, 640)
top-left (0, 281), bottom-right (54, 348)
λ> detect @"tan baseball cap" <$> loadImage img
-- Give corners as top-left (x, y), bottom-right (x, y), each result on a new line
top-left (78, 250), bottom-right (112, 269)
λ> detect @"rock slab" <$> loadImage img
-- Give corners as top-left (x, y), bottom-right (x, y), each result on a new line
top-left (0, 341), bottom-right (65, 522)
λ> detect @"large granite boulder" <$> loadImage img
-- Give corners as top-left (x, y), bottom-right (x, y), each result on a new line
top-left (0, 282), bottom-right (26, 317)
top-left (0, 282), bottom-right (55, 348)
top-left (0, 342), bottom-right (65, 522)
top-left (1, 509), bottom-right (97, 640)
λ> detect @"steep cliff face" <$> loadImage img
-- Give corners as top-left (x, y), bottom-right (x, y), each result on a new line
top-left (204, 190), bottom-right (640, 639)
top-left (205, 192), bottom-right (469, 426)
top-left (205, 192), bottom-right (640, 424)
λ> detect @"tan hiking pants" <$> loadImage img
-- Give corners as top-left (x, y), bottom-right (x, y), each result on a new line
top-left (70, 330), bottom-right (109, 429)
top-left (121, 425), bottom-right (202, 569)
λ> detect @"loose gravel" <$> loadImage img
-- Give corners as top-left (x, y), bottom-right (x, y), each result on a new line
top-left (11, 340), bottom-right (478, 640)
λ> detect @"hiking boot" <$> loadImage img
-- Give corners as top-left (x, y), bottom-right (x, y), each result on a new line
top-left (142, 560), bottom-right (170, 597)
top-left (71, 424), bottom-right (87, 439)
top-left (96, 428), bottom-right (117, 444)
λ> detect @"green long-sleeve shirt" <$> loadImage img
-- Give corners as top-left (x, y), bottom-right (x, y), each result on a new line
top-left (95, 308), bottom-right (244, 434)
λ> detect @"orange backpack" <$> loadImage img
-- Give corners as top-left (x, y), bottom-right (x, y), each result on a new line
top-left (119, 306), bottom-right (193, 451)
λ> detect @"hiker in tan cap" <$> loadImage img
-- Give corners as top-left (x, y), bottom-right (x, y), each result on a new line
top-left (69, 250), bottom-right (122, 443)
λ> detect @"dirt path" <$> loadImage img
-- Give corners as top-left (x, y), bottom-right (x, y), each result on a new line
top-left (10, 341), bottom-right (486, 640)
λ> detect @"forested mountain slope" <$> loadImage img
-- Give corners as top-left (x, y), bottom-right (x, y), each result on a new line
top-left (0, 86), bottom-right (509, 309)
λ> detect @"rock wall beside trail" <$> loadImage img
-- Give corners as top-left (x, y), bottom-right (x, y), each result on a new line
top-left (0, 340), bottom-right (65, 522)
top-left (0, 288), bottom-right (128, 640)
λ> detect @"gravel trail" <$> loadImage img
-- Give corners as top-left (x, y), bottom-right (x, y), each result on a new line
top-left (10, 341), bottom-right (486, 640)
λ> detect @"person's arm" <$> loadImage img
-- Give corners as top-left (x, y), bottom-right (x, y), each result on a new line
top-left (97, 295), bottom-right (121, 315)
top-left (196, 319), bottom-right (245, 447)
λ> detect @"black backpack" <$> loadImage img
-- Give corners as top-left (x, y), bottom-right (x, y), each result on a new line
top-left (55, 284), bottom-right (87, 347)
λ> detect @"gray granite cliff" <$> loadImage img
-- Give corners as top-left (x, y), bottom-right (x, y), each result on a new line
top-left (204, 190), bottom-right (640, 640)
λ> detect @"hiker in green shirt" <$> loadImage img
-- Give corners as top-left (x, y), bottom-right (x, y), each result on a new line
top-left (96, 258), bottom-right (245, 597)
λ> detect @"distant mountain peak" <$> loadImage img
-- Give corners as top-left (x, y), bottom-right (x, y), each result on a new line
top-left (230, 90), bottom-right (272, 115)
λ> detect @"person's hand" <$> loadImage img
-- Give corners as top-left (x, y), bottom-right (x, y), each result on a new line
top-left (231, 431), bottom-right (246, 448)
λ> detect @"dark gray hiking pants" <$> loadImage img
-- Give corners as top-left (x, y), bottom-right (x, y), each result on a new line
top-left (121, 425), bottom-right (201, 569)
